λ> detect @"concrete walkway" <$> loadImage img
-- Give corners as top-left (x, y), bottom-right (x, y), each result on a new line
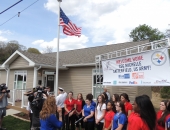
top-left (6, 109), bottom-right (21, 116)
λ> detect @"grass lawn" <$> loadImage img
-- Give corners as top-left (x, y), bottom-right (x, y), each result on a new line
top-left (2, 115), bottom-right (30, 130)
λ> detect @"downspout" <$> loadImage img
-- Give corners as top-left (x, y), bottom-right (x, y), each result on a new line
top-left (5, 68), bottom-right (10, 86)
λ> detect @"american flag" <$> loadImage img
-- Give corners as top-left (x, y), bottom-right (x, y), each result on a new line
top-left (60, 8), bottom-right (81, 37)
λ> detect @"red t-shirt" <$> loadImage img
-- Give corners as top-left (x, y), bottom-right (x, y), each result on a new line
top-left (128, 112), bottom-right (150, 130)
top-left (76, 99), bottom-right (83, 112)
top-left (156, 110), bottom-right (170, 130)
top-left (124, 102), bottom-right (132, 115)
top-left (104, 111), bottom-right (115, 129)
top-left (64, 98), bottom-right (76, 115)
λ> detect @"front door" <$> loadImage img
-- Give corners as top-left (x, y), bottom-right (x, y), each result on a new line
top-left (47, 75), bottom-right (54, 92)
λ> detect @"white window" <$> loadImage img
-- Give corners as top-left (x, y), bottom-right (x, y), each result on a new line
top-left (14, 71), bottom-right (27, 89)
top-left (92, 69), bottom-right (103, 99)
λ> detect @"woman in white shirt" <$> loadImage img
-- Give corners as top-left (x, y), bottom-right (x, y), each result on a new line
top-left (26, 94), bottom-right (34, 129)
top-left (95, 94), bottom-right (106, 130)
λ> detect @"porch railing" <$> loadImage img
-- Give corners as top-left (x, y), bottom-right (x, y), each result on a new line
top-left (8, 89), bottom-right (54, 108)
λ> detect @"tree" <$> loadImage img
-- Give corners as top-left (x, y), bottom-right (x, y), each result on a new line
top-left (27, 48), bottom-right (41, 54)
top-left (0, 41), bottom-right (8, 64)
top-left (129, 24), bottom-right (165, 42)
top-left (43, 46), bottom-right (53, 53)
top-left (6, 40), bottom-right (27, 55)
top-left (0, 40), bottom-right (27, 64)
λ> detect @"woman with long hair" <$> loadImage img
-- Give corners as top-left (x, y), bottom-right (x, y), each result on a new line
top-left (103, 101), bottom-right (116, 130)
top-left (156, 100), bottom-right (170, 130)
top-left (64, 91), bottom-right (76, 130)
top-left (40, 97), bottom-right (62, 130)
top-left (120, 93), bottom-right (132, 116)
top-left (112, 94), bottom-right (120, 106)
top-left (75, 93), bottom-right (85, 130)
top-left (128, 95), bottom-right (156, 130)
top-left (112, 101), bottom-right (127, 130)
top-left (82, 94), bottom-right (95, 130)
top-left (102, 92), bottom-right (109, 104)
top-left (95, 94), bottom-right (106, 130)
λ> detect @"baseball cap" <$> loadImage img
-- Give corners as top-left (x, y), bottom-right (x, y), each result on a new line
top-left (58, 87), bottom-right (64, 92)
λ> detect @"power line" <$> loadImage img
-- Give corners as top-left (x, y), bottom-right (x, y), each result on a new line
top-left (0, 0), bottom-right (23, 15)
top-left (0, 0), bottom-right (40, 27)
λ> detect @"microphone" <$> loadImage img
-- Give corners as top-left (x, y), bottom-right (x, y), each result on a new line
top-left (75, 116), bottom-right (85, 124)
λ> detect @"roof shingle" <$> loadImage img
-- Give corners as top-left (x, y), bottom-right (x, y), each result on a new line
top-left (20, 40), bottom-right (149, 67)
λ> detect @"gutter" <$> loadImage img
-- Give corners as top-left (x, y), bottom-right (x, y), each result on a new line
top-left (63, 63), bottom-right (95, 67)
top-left (34, 63), bottom-right (68, 70)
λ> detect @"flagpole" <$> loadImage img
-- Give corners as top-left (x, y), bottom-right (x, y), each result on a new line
top-left (55, 0), bottom-right (61, 97)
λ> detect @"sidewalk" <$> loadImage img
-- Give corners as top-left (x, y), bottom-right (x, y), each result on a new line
top-left (6, 109), bottom-right (21, 116)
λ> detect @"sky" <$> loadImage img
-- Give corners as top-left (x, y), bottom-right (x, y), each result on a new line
top-left (0, 0), bottom-right (170, 52)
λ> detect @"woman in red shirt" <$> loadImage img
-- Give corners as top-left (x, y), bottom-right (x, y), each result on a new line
top-left (120, 93), bottom-right (132, 116)
top-left (64, 91), bottom-right (76, 130)
top-left (156, 100), bottom-right (170, 130)
top-left (75, 93), bottom-right (85, 130)
top-left (103, 101), bottom-right (116, 130)
top-left (128, 95), bottom-right (156, 130)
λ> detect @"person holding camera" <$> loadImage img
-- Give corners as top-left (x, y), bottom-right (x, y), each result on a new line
top-left (0, 83), bottom-right (10, 130)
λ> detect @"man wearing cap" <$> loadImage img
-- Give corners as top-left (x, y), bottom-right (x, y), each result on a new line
top-left (56, 87), bottom-right (67, 130)
top-left (103, 87), bottom-right (110, 100)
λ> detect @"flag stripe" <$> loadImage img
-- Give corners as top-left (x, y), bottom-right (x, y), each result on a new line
top-left (60, 8), bottom-right (81, 37)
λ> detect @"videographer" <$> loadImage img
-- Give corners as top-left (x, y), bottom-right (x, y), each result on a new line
top-left (0, 83), bottom-right (10, 130)
top-left (30, 86), bottom-right (46, 130)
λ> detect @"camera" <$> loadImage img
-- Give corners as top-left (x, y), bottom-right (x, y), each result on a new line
top-left (33, 86), bottom-right (47, 100)
top-left (0, 83), bottom-right (10, 93)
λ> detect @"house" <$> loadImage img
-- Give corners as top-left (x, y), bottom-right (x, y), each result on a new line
top-left (0, 40), bottom-right (151, 107)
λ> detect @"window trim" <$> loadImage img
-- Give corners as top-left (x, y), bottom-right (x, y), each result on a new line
top-left (92, 69), bottom-right (103, 100)
top-left (13, 70), bottom-right (27, 90)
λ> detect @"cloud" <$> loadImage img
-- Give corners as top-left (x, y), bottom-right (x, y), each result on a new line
top-left (0, 36), bottom-right (7, 42)
top-left (106, 40), bottom-right (116, 45)
top-left (0, 30), bottom-right (12, 42)
top-left (44, 0), bottom-right (170, 47)
top-left (32, 34), bottom-right (89, 51)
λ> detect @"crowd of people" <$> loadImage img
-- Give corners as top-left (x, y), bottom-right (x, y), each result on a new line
top-left (25, 86), bottom-right (170, 130)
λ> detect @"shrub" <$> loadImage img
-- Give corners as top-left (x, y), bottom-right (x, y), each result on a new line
top-left (160, 87), bottom-right (170, 98)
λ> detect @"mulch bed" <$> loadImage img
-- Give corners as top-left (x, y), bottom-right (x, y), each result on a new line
top-left (14, 112), bottom-right (30, 120)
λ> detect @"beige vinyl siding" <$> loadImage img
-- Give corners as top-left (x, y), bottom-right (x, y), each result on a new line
top-left (137, 87), bottom-right (152, 98)
top-left (8, 70), bottom-right (15, 90)
top-left (0, 70), bottom-right (7, 85)
top-left (8, 69), bottom-right (34, 90)
top-left (58, 67), bottom-right (150, 102)
top-left (27, 69), bottom-right (34, 89)
top-left (10, 56), bottom-right (29, 69)
top-left (59, 67), bottom-right (93, 99)
top-left (109, 86), bottom-right (138, 103)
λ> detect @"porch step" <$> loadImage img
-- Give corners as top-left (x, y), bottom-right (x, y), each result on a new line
top-left (7, 104), bottom-right (27, 113)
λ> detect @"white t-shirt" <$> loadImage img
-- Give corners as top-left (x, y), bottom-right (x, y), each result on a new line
top-left (56, 92), bottom-right (67, 108)
top-left (96, 103), bottom-right (106, 122)
top-left (26, 102), bottom-right (33, 113)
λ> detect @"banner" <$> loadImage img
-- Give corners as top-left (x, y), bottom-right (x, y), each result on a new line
top-left (102, 48), bottom-right (170, 86)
